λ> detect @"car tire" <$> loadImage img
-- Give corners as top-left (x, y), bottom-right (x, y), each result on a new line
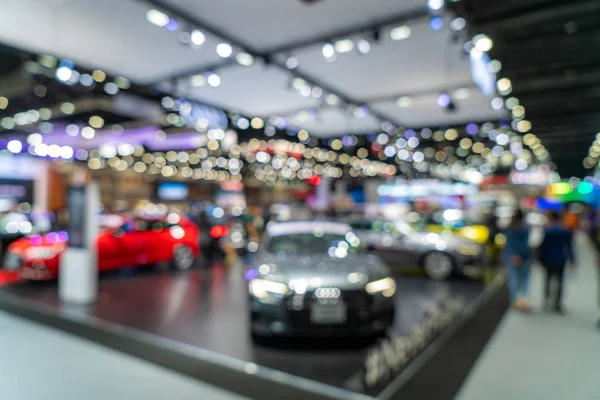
top-left (422, 251), bottom-right (454, 281)
top-left (172, 245), bottom-right (195, 271)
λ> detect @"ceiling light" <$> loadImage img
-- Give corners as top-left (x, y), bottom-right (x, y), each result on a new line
top-left (496, 133), bottom-right (509, 145)
top-left (7, 140), bottom-right (22, 154)
top-left (505, 97), bottom-right (519, 109)
top-left (353, 106), bottom-right (369, 118)
top-left (437, 93), bottom-right (451, 108)
top-left (326, 94), bottom-right (340, 105)
top-left (286, 56), bottom-right (299, 70)
top-left (450, 17), bottom-right (466, 31)
top-left (81, 127), bottom-right (95, 139)
top-left (237, 117), bottom-right (249, 129)
top-left (115, 76), bottom-right (131, 89)
top-left (89, 116), bottom-right (104, 129)
top-left (60, 102), bottom-right (76, 115)
top-left (79, 74), bottom-right (94, 86)
top-left (146, 9), bottom-right (170, 27)
top-left (491, 97), bottom-right (504, 110)
top-left (427, 0), bottom-right (445, 11)
top-left (453, 88), bottom-right (471, 100)
top-left (497, 77), bottom-right (512, 95)
top-left (27, 133), bottom-right (43, 146)
top-left (473, 34), bottom-right (493, 52)
top-left (356, 39), bottom-right (371, 54)
top-left (216, 43), bottom-right (233, 58)
top-left (38, 55), bottom-right (57, 69)
top-left (55, 67), bottom-right (72, 82)
top-left (190, 29), bottom-right (205, 46)
top-left (104, 82), bottom-right (119, 95)
top-left (165, 19), bottom-right (179, 32)
top-left (0, 96), bottom-right (7, 109)
top-left (515, 159), bottom-right (527, 171)
top-left (236, 52), bottom-right (254, 66)
top-left (251, 118), bottom-right (264, 129)
top-left (92, 70), bottom-right (106, 83)
top-left (37, 108), bottom-right (50, 121)
top-left (517, 120), bottom-right (532, 133)
top-left (512, 105), bottom-right (525, 118)
top-left (66, 124), bottom-right (79, 136)
top-left (207, 73), bottom-right (221, 87)
top-left (291, 78), bottom-right (306, 90)
top-left (334, 38), bottom-right (354, 53)
top-left (429, 17), bottom-right (444, 31)
top-left (191, 74), bottom-right (206, 87)
top-left (300, 85), bottom-right (311, 97)
top-left (397, 96), bottom-right (412, 107)
top-left (322, 43), bottom-right (335, 59)
top-left (312, 86), bottom-right (323, 98)
top-left (390, 25), bottom-right (411, 40)
top-left (488, 60), bottom-right (502, 74)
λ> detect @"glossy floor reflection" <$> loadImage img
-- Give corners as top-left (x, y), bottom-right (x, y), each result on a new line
top-left (4, 263), bottom-right (484, 390)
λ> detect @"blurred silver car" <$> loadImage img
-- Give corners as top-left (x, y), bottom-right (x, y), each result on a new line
top-left (248, 221), bottom-right (395, 338)
top-left (348, 220), bottom-right (487, 280)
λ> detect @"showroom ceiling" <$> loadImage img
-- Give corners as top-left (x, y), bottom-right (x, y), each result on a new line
top-left (452, 0), bottom-right (600, 177)
top-left (0, 0), bottom-right (506, 137)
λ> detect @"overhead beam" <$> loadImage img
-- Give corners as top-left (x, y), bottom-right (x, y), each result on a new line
top-left (363, 82), bottom-right (479, 104)
top-left (150, 59), bottom-right (238, 86)
top-left (264, 7), bottom-right (429, 55)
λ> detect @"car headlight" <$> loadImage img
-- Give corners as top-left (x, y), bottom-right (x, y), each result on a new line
top-left (249, 279), bottom-right (290, 303)
top-left (365, 277), bottom-right (396, 297)
top-left (457, 244), bottom-right (482, 256)
top-left (25, 247), bottom-right (59, 260)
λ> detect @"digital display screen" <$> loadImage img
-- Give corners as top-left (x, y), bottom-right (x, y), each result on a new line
top-left (157, 182), bottom-right (189, 201)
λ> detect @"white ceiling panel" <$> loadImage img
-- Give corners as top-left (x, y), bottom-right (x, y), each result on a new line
top-left (0, 0), bottom-right (224, 84)
top-left (161, 0), bottom-right (426, 51)
top-left (370, 91), bottom-right (507, 128)
top-left (287, 107), bottom-right (381, 137)
top-left (290, 18), bottom-right (472, 100)
top-left (171, 64), bottom-right (320, 116)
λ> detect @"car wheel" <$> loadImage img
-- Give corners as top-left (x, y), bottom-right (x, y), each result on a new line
top-left (422, 252), bottom-right (454, 280)
top-left (172, 245), bottom-right (194, 271)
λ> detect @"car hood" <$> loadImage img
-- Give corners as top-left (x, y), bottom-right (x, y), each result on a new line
top-left (255, 252), bottom-right (389, 289)
top-left (7, 232), bottom-right (69, 255)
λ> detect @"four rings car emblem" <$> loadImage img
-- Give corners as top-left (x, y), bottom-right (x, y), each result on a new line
top-left (314, 287), bottom-right (341, 299)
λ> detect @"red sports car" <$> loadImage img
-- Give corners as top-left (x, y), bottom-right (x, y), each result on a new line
top-left (4, 214), bottom-right (200, 280)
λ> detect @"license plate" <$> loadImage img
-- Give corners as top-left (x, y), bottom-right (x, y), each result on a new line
top-left (4, 253), bottom-right (21, 270)
top-left (310, 303), bottom-right (347, 324)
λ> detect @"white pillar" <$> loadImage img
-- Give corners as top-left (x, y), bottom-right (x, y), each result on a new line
top-left (59, 181), bottom-right (99, 304)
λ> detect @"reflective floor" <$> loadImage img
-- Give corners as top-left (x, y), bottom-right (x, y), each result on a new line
top-left (3, 263), bottom-right (485, 390)
top-left (0, 309), bottom-right (245, 400)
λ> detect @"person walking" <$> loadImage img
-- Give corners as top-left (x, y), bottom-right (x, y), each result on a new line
top-left (503, 210), bottom-right (534, 311)
top-left (539, 211), bottom-right (575, 313)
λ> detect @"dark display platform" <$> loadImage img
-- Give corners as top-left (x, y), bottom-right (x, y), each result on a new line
top-left (0, 264), bottom-right (507, 399)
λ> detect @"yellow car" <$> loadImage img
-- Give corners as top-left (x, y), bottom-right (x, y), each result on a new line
top-left (423, 223), bottom-right (489, 244)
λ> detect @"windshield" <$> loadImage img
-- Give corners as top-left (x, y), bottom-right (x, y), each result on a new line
top-left (267, 232), bottom-right (360, 256)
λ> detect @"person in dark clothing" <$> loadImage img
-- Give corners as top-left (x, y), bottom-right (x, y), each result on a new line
top-left (503, 210), bottom-right (533, 311)
top-left (539, 211), bottom-right (575, 313)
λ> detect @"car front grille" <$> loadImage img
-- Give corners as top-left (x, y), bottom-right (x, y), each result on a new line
top-left (283, 289), bottom-right (375, 327)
